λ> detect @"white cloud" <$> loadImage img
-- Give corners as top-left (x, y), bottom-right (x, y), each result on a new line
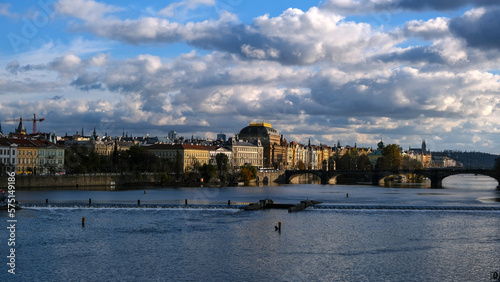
top-left (158, 0), bottom-right (215, 17)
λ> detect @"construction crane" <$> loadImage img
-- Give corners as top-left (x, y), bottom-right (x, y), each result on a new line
top-left (5, 114), bottom-right (45, 134)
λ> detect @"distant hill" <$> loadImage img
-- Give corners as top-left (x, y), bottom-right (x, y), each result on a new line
top-left (432, 151), bottom-right (499, 169)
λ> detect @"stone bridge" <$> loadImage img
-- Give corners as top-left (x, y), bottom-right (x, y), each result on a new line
top-left (284, 169), bottom-right (500, 188)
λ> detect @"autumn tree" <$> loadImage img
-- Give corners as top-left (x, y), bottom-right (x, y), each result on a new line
top-left (382, 144), bottom-right (402, 170)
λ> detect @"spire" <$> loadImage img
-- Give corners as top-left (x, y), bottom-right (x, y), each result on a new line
top-left (93, 126), bottom-right (97, 138)
top-left (16, 117), bottom-right (26, 135)
top-left (81, 127), bottom-right (84, 137)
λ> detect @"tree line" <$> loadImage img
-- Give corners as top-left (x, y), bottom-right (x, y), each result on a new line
top-left (329, 144), bottom-right (423, 171)
top-left (64, 144), bottom-right (247, 185)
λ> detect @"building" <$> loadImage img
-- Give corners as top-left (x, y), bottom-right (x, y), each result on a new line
top-left (431, 156), bottom-right (461, 168)
top-left (216, 133), bottom-right (226, 142)
top-left (408, 140), bottom-right (432, 168)
top-left (31, 139), bottom-right (65, 175)
top-left (237, 122), bottom-right (287, 169)
top-left (168, 131), bottom-right (178, 141)
top-left (9, 138), bottom-right (38, 174)
top-left (15, 118), bottom-right (27, 135)
top-left (224, 138), bottom-right (263, 168)
top-left (147, 144), bottom-right (210, 172)
top-left (208, 146), bottom-right (232, 165)
top-left (368, 140), bottom-right (385, 166)
top-left (0, 138), bottom-right (18, 175)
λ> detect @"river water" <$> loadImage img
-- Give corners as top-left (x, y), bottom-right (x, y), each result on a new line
top-left (2, 174), bottom-right (500, 281)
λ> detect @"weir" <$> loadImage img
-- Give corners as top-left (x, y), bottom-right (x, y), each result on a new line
top-left (18, 202), bottom-right (500, 211)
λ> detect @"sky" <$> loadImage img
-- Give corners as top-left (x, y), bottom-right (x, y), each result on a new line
top-left (1, 0), bottom-right (500, 154)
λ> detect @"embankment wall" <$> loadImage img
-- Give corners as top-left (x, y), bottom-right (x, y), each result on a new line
top-left (0, 174), bottom-right (158, 189)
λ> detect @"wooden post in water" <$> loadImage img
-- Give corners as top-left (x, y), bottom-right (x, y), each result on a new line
top-left (278, 222), bottom-right (281, 233)
top-left (185, 199), bottom-right (188, 206)
top-left (138, 200), bottom-right (140, 205)
top-left (45, 198), bottom-right (48, 204)
top-left (228, 200), bottom-right (231, 207)
top-left (82, 217), bottom-right (85, 227)
top-left (89, 198), bottom-right (91, 206)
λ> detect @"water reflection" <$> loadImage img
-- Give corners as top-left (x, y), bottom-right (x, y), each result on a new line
top-left (442, 174), bottom-right (498, 190)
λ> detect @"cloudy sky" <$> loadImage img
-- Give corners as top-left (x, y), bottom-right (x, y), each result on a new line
top-left (1, 0), bottom-right (500, 153)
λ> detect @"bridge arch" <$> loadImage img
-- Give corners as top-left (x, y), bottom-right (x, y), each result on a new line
top-left (287, 170), bottom-right (323, 184)
top-left (441, 173), bottom-right (499, 189)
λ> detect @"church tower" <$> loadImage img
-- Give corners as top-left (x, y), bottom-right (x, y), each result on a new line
top-left (15, 118), bottom-right (26, 135)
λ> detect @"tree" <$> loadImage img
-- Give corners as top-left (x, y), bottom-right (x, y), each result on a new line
top-left (215, 153), bottom-right (230, 183)
top-left (200, 163), bottom-right (217, 183)
top-left (357, 154), bottom-right (372, 170)
top-left (402, 156), bottom-right (423, 170)
top-left (375, 156), bottom-right (390, 170)
top-left (337, 148), bottom-right (358, 170)
top-left (239, 165), bottom-right (257, 183)
top-left (297, 160), bottom-right (307, 170)
top-left (382, 144), bottom-right (402, 170)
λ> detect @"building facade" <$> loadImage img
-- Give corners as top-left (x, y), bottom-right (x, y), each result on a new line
top-left (32, 140), bottom-right (65, 175)
top-left (237, 122), bottom-right (287, 169)
top-left (0, 138), bottom-right (18, 175)
top-left (9, 138), bottom-right (38, 174)
top-left (224, 138), bottom-right (263, 168)
top-left (147, 144), bottom-right (211, 172)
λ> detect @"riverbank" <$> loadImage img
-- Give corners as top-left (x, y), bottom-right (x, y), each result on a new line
top-left (0, 171), bottom-right (286, 189)
top-left (0, 173), bottom-right (159, 190)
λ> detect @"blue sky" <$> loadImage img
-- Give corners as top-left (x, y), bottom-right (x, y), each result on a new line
top-left (1, 0), bottom-right (500, 153)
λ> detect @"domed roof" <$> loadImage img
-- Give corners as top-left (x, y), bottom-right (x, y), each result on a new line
top-left (239, 122), bottom-right (280, 137)
top-left (238, 122), bottom-right (281, 145)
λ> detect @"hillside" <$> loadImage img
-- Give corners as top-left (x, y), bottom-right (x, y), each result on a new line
top-left (432, 151), bottom-right (499, 169)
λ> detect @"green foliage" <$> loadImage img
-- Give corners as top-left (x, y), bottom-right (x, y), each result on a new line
top-left (357, 154), bottom-right (372, 170)
top-left (334, 149), bottom-right (372, 171)
top-left (215, 153), bottom-right (230, 183)
top-left (382, 144), bottom-right (402, 170)
top-left (200, 163), bottom-right (217, 183)
top-left (375, 156), bottom-right (390, 170)
top-left (402, 156), bottom-right (423, 170)
top-left (239, 165), bottom-right (257, 183)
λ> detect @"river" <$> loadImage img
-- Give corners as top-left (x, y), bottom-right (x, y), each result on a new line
top-left (2, 174), bottom-right (500, 281)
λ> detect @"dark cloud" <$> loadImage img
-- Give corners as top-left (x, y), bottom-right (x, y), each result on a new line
top-left (323, 0), bottom-right (500, 14)
top-left (390, 0), bottom-right (498, 11)
top-left (376, 47), bottom-right (446, 65)
top-left (449, 7), bottom-right (500, 50)
top-left (5, 60), bottom-right (35, 75)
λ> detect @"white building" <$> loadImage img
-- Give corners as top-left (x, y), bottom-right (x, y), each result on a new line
top-left (0, 138), bottom-right (18, 175)
top-left (209, 146), bottom-right (232, 165)
top-left (225, 138), bottom-right (263, 168)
